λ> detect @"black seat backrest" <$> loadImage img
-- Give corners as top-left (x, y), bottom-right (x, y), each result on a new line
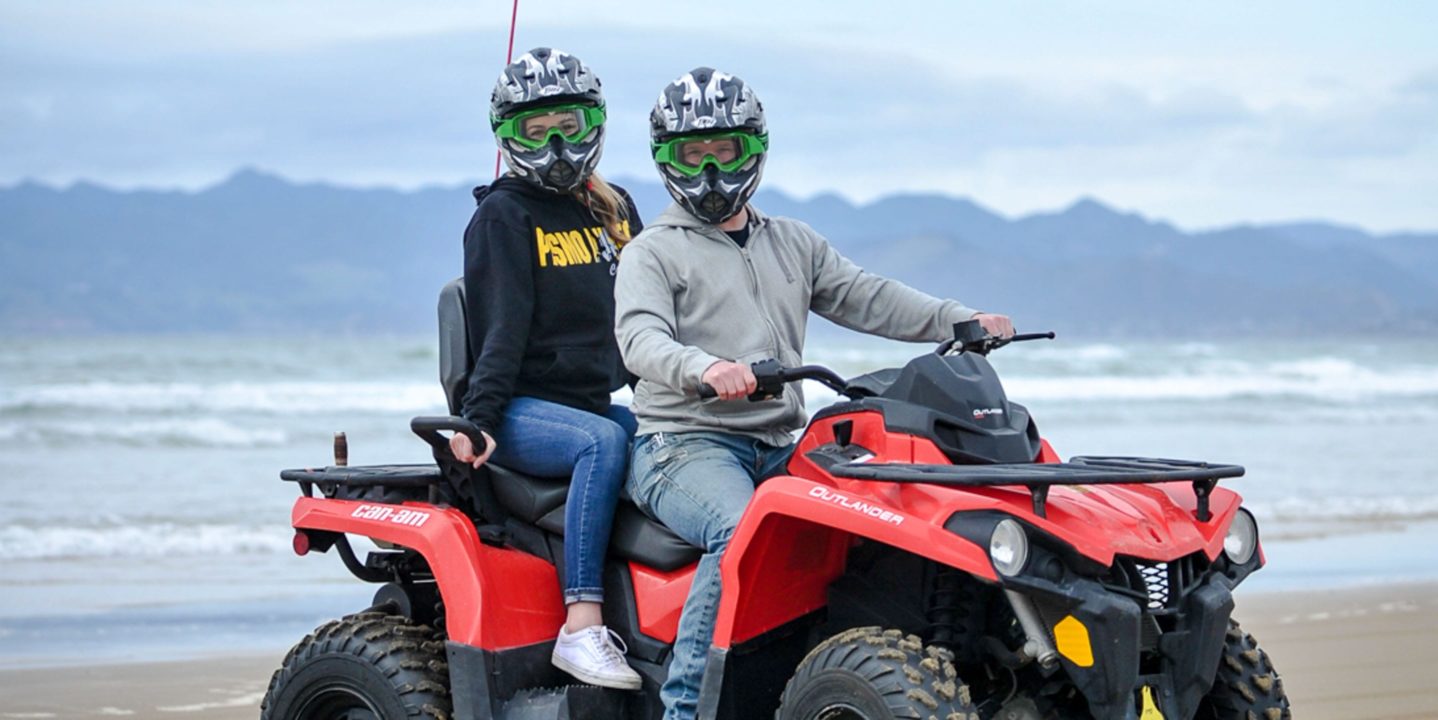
top-left (432, 278), bottom-right (704, 571)
top-left (438, 278), bottom-right (469, 416)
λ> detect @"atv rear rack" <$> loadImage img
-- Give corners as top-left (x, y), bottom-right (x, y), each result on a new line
top-left (823, 455), bottom-right (1244, 520)
top-left (281, 464), bottom-right (445, 502)
top-left (280, 417), bottom-right (487, 504)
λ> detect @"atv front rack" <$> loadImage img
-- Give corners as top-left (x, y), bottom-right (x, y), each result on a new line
top-left (822, 455), bottom-right (1244, 520)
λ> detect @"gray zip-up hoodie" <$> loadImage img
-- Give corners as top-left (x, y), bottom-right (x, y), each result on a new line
top-left (615, 202), bottom-right (979, 446)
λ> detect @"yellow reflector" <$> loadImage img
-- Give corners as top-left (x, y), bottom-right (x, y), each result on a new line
top-left (1053, 615), bottom-right (1093, 667)
top-left (1140, 686), bottom-right (1166, 719)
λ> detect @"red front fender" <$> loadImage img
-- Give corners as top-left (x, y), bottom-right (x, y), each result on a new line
top-left (709, 475), bottom-right (997, 648)
top-left (291, 497), bottom-right (565, 650)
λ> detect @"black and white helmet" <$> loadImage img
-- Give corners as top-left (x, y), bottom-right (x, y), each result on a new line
top-left (650, 67), bottom-right (767, 224)
top-left (490, 47), bottom-right (605, 193)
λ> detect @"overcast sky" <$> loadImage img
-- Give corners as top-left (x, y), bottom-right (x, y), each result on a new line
top-left (3, 1), bottom-right (1435, 231)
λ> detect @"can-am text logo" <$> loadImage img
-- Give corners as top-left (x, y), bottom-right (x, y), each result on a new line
top-left (809, 486), bottom-right (904, 525)
top-left (351, 504), bottom-right (430, 528)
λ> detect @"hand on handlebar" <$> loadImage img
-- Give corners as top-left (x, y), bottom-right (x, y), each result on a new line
top-left (972, 312), bottom-right (1014, 339)
top-left (449, 430), bottom-right (497, 469)
top-left (701, 360), bottom-right (757, 401)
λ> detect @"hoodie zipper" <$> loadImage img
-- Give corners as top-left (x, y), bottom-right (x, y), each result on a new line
top-left (735, 226), bottom-right (791, 388)
top-left (740, 247), bottom-right (784, 353)
top-left (766, 228), bottom-right (796, 283)
top-left (738, 234), bottom-right (804, 436)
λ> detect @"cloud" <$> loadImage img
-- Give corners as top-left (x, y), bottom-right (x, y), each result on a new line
top-left (1, 17), bottom-right (1435, 230)
top-left (1259, 68), bottom-right (1438, 159)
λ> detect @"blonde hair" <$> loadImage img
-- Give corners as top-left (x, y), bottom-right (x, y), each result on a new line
top-left (577, 173), bottom-right (633, 246)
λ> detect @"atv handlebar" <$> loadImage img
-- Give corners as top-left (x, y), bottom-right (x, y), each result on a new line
top-left (697, 322), bottom-right (1055, 402)
top-left (697, 360), bottom-right (854, 401)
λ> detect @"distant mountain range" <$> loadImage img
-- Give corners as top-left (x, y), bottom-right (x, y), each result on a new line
top-left (2, 169), bottom-right (1434, 337)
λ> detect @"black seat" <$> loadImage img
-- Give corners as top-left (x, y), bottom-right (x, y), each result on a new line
top-left (438, 279), bottom-right (702, 571)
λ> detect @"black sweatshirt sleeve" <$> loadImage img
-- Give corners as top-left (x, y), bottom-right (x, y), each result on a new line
top-left (458, 210), bottom-right (536, 434)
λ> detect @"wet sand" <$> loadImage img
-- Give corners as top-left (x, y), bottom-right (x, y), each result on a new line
top-left (2, 582), bottom-right (1435, 719)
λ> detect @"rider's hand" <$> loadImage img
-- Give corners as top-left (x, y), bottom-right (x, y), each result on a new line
top-left (449, 430), bottom-right (497, 469)
top-left (702, 361), bottom-right (757, 401)
top-left (973, 312), bottom-right (1015, 339)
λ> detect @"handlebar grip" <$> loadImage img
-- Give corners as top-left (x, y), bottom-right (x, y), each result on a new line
top-left (697, 383), bottom-right (718, 399)
top-left (1010, 331), bottom-right (1057, 342)
top-left (410, 415), bottom-right (489, 457)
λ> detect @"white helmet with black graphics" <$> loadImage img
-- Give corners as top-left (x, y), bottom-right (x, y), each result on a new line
top-left (490, 47), bottom-right (606, 193)
top-left (650, 67), bottom-right (768, 224)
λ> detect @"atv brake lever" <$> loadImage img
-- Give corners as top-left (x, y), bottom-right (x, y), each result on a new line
top-left (940, 330), bottom-right (1056, 356)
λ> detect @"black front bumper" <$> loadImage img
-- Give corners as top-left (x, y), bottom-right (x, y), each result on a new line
top-left (1008, 567), bottom-right (1238, 719)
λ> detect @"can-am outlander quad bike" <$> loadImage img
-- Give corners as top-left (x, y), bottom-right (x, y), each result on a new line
top-left (263, 281), bottom-right (1289, 719)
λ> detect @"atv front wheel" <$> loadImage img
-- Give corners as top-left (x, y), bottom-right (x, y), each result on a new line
top-left (261, 611), bottom-right (452, 720)
top-left (1196, 620), bottom-right (1290, 719)
top-left (776, 626), bottom-right (978, 720)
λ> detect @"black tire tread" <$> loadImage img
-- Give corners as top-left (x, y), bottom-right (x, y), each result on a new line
top-left (777, 625), bottom-right (980, 720)
top-left (1197, 620), bottom-right (1291, 720)
top-left (261, 611), bottom-right (452, 720)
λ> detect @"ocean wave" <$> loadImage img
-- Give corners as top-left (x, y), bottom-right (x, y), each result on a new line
top-left (1015, 343), bottom-right (1129, 362)
top-left (1, 381), bottom-right (447, 416)
top-left (1251, 495), bottom-right (1438, 524)
top-left (5, 354), bottom-right (1437, 420)
top-left (7, 497), bottom-right (1434, 562)
top-left (805, 347), bottom-right (1438, 403)
top-left (1001, 364), bottom-right (1438, 402)
top-left (0, 523), bottom-right (293, 560)
top-left (0, 418), bottom-right (287, 448)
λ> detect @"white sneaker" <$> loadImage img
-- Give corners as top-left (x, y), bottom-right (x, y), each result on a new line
top-left (551, 625), bottom-right (643, 690)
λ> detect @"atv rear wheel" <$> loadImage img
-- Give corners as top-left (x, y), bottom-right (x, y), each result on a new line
top-left (1195, 620), bottom-right (1290, 719)
top-left (776, 626), bottom-right (978, 720)
top-left (261, 611), bottom-right (452, 720)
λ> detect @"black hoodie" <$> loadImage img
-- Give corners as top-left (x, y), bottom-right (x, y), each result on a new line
top-left (459, 177), bottom-right (641, 434)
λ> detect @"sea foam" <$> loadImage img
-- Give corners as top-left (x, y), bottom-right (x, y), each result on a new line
top-left (1, 381), bottom-right (446, 415)
top-left (0, 523), bottom-right (293, 560)
top-left (0, 418), bottom-right (287, 448)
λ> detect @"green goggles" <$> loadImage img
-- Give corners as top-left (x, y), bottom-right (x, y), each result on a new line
top-left (652, 131), bottom-right (769, 177)
top-left (493, 102), bottom-right (606, 149)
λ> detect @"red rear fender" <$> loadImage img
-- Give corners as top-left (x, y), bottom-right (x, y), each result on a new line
top-left (291, 497), bottom-right (564, 650)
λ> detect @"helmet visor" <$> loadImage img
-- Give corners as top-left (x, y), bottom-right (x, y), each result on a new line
top-left (494, 103), bottom-right (606, 149)
top-left (653, 132), bottom-right (769, 177)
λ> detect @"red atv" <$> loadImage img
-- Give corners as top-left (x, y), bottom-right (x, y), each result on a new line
top-left (263, 283), bottom-right (1290, 720)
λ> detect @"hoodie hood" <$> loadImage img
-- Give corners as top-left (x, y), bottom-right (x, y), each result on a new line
top-left (472, 175), bottom-right (556, 206)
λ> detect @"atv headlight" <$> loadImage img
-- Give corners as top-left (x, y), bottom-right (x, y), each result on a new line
top-left (990, 519), bottom-right (1030, 577)
top-left (1224, 508), bottom-right (1258, 565)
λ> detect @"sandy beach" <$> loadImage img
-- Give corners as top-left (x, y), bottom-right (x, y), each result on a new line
top-left (2, 581), bottom-right (1434, 719)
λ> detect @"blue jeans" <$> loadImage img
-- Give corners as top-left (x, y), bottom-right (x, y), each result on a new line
top-left (627, 431), bottom-right (793, 720)
top-left (490, 396), bottom-right (637, 604)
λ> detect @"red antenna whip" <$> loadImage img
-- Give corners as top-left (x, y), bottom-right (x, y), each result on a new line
top-left (494, 0), bottom-right (521, 179)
